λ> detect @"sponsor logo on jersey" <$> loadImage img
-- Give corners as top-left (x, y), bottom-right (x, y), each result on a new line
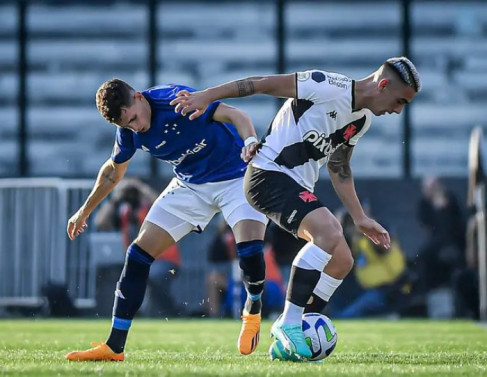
top-left (327, 74), bottom-right (351, 89)
top-left (141, 140), bottom-right (167, 151)
top-left (155, 140), bottom-right (166, 149)
top-left (327, 110), bottom-right (337, 120)
top-left (274, 116), bottom-right (366, 169)
top-left (303, 130), bottom-right (338, 156)
top-left (302, 122), bottom-right (359, 161)
top-left (165, 139), bottom-right (207, 166)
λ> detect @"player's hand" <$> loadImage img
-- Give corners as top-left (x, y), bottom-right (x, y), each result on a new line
top-left (354, 216), bottom-right (390, 249)
top-left (170, 90), bottom-right (211, 120)
top-left (67, 209), bottom-right (89, 240)
top-left (241, 142), bottom-right (258, 162)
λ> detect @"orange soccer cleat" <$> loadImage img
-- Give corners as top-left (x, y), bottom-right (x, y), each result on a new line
top-left (65, 342), bottom-right (124, 362)
top-left (237, 311), bottom-right (261, 355)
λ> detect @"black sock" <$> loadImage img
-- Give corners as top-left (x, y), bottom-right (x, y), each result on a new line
top-left (304, 293), bottom-right (328, 314)
top-left (244, 296), bottom-right (262, 315)
top-left (106, 328), bottom-right (129, 354)
top-left (237, 240), bottom-right (265, 315)
top-left (106, 243), bottom-right (154, 353)
top-left (286, 266), bottom-right (321, 307)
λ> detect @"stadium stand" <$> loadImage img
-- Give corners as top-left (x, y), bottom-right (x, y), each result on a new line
top-left (1, 1), bottom-right (486, 178)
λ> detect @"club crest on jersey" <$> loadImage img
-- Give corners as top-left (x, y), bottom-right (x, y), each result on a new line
top-left (343, 124), bottom-right (357, 141)
top-left (299, 191), bottom-right (318, 203)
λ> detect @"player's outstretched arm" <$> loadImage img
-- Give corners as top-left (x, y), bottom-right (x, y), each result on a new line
top-left (212, 103), bottom-right (258, 162)
top-left (170, 74), bottom-right (296, 120)
top-left (67, 158), bottom-right (129, 240)
top-left (327, 145), bottom-right (390, 249)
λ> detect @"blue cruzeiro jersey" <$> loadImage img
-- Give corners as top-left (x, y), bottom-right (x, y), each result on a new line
top-left (111, 84), bottom-right (247, 183)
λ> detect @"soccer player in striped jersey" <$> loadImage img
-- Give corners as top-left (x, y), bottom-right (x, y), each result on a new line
top-left (171, 57), bottom-right (421, 359)
top-left (65, 80), bottom-right (268, 361)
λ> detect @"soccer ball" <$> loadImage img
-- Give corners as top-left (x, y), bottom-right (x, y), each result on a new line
top-left (302, 312), bottom-right (337, 361)
top-left (269, 313), bottom-right (338, 362)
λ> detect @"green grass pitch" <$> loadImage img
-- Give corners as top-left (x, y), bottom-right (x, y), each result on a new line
top-left (0, 319), bottom-right (486, 376)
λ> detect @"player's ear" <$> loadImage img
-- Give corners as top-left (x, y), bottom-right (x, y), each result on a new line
top-left (134, 92), bottom-right (143, 101)
top-left (378, 78), bottom-right (389, 92)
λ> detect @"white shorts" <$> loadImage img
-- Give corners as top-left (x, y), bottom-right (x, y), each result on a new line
top-left (145, 177), bottom-right (267, 242)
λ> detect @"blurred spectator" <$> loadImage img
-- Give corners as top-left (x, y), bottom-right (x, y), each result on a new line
top-left (452, 204), bottom-right (481, 319)
top-left (329, 207), bottom-right (412, 318)
top-left (95, 177), bottom-right (158, 244)
top-left (95, 177), bottom-right (182, 317)
top-left (415, 176), bottom-right (466, 318)
top-left (416, 178), bottom-right (465, 288)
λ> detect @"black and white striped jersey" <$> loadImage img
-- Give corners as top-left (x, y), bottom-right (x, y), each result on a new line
top-left (252, 70), bottom-right (372, 192)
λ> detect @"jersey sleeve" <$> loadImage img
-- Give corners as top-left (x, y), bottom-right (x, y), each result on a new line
top-left (111, 128), bottom-right (136, 163)
top-left (346, 114), bottom-right (372, 146)
top-left (201, 100), bottom-right (221, 123)
top-left (296, 70), bottom-right (352, 104)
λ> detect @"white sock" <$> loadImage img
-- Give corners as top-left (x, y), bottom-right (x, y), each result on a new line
top-left (281, 300), bottom-right (304, 325)
top-left (293, 242), bottom-right (332, 271)
top-left (280, 244), bottom-right (333, 325)
top-left (313, 272), bottom-right (343, 302)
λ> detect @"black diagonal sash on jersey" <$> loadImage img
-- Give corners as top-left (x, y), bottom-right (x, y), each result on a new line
top-left (274, 115), bottom-right (367, 169)
top-left (291, 99), bottom-right (313, 123)
top-left (260, 99), bottom-right (314, 148)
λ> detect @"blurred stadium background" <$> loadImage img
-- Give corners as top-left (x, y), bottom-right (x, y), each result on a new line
top-left (0, 0), bottom-right (485, 322)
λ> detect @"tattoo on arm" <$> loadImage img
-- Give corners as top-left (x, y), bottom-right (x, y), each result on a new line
top-left (328, 145), bottom-right (353, 182)
top-left (236, 79), bottom-right (255, 97)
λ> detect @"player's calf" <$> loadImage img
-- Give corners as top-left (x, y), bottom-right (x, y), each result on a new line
top-left (236, 240), bottom-right (265, 355)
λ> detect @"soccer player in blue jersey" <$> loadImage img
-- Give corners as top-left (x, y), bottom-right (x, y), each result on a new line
top-left (65, 79), bottom-right (267, 361)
